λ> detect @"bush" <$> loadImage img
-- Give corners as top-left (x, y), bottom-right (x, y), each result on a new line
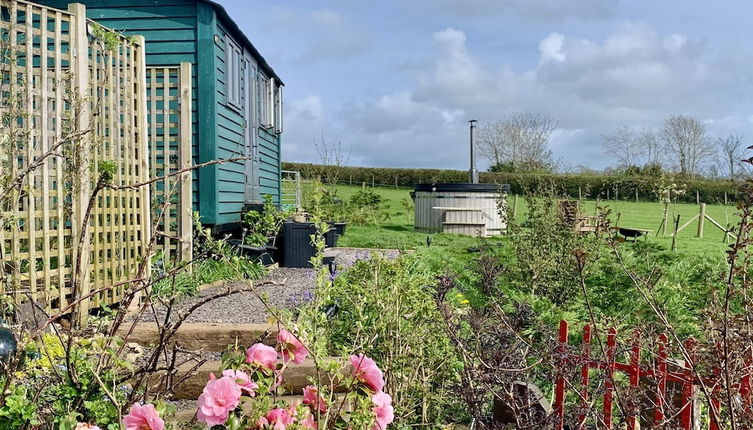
top-left (283, 162), bottom-right (742, 203)
top-left (303, 253), bottom-right (464, 426)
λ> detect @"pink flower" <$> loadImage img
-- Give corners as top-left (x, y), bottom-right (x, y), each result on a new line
top-left (262, 407), bottom-right (296, 430)
top-left (123, 403), bottom-right (164, 430)
top-left (246, 343), bottom-right (278, 371)
top-left (349, 354), bottom-right (385, 392)
top-left (300, 412), bottom-right (318, 429)
top-left (303, 385), bottom-right (327, 413)
top-left (222, 369), bottom-right (258, 396)
top-left (75, 424), bottom-right (101, 430)
top-left (371, 392), bottom-right (394, 430)
top-left (196, 375), bottom-right (242, 426)
top-left (277, 329), bottom-right (309, 364)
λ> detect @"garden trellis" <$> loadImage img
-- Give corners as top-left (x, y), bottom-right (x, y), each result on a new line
top-left (147, 63), bottom-right (193, 268)
top-left (553, 320), bottom-right (753, 430)
top-left (0, 0), bottom-right (150, 316)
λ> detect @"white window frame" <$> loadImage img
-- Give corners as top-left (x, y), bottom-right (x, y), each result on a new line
top-left (258, 73), bottom-right (273, 129)
top-left (225, 36), bottom-right (242, 111)
top-left (274, 84), bottom-right (283, 134)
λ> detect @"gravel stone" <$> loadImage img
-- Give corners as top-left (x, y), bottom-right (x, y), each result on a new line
top-left (138, 248), bottom-right (399, 325)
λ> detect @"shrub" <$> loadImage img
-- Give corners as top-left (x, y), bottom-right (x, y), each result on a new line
top-left (301, 253), bottom-right (464, 426)
top-left (282, 162), bottom-right (742, 203)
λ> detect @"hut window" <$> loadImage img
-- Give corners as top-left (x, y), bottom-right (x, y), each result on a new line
top-left (259, 74), bottom-right (273, 128)
top-left (225, 36), bottom-right (242, 111)
top-left (259, 74), bottom-right (282, 134)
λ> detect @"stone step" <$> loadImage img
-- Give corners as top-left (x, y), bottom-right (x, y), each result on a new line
top-left (168, 358), bottom-right (344, 400)
top-left (118, 323), bottom-right (278, 352)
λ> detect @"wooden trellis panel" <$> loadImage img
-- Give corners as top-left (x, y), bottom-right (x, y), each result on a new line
top-left (0, 0), bottom-right (150, 318)
top-left (147, 63), bottom-right (192, 268)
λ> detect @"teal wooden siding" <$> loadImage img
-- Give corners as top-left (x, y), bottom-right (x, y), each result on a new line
top-left (38, 0), bottom-right (203, 218)
top-left (214, 21), bottom-right (247, 225)
top-left (34, 0), bottom-right (282, 228)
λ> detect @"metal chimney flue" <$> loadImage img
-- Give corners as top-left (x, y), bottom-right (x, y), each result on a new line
top-left (469, 119), bottom-right (479, 184)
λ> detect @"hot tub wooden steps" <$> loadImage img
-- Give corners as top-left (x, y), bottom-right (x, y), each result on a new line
top-left (167, 358), bottom-right (345, 400)
top-left (442, 222), bottom-right (487, 236)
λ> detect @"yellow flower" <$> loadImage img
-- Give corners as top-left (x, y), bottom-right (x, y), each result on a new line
top-left (455, 293), bottom-right (464, 298)
top-left (460, 299), bottom-right (470, 305)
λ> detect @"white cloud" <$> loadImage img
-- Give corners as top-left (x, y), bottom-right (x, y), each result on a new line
top-left (337, 23), bottom-right (753, 169)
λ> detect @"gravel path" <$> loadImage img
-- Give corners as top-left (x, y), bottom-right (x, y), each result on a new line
top-left (138, 248), bottom-right (399, 325)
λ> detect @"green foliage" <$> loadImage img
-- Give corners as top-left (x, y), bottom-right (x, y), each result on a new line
top-left (0, 334), bottom-right (133, 429)
top-left (303, 254), bottom-right (463, 426)
top-left (303, 182), bottom-right (387, 226)
top-left (283, 162), bottom-right (742, 203)
top-left (151, 227), bottom-right (266, 298)
top-left (244, 194), bottom-right (290, 246)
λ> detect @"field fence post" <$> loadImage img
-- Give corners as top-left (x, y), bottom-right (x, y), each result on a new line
top-left (512, 195), bottom-right (518, 221)
top-left (672, 214), bottom-right (680, 252)
top-left (696, 203), bottom-right (706, 238)
top-left (372, 174), bottom-right (375, 188)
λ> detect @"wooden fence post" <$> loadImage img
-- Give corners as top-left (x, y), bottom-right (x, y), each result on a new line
top-left (578, 325), bottom-right (592, 429)
top-left (511, 195), bottom-right (518, 221)
top-left (672, 214), bottom-right (680, 252)
top-left (554, 320), bottom-right (568, 430)
top-left (696, 203), bottom-right (706, 238)
top-left (372, 174), bottom-right (375, 188)
top-left (604, 328), bottom-right (617, 429)
top-left (69, 2), bottom-right (92, 324)
top-left (179, 62), bottom-right (193, 269)
top-left (655, 334), bottom-right (668, 426)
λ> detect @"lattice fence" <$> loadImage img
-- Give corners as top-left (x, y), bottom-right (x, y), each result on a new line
top-left (0, 0), bottom-right (150, 318)
top-left (147, 64), bottom-right (192, 268)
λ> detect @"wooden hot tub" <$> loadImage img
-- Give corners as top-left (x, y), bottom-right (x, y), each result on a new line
top-left (411, 183), bottom-right (509, 237)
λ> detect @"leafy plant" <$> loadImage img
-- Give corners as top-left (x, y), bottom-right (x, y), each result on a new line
top-left (244, 194), bottom-right (290, 247)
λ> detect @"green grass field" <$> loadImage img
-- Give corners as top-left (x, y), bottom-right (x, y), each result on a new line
top-left (318, 184), bottom-right (738, 257)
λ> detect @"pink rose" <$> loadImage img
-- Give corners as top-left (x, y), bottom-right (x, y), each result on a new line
top-left (303, 385), bottom-right (327, 413)
top-left (263, 407), bottom-right (296, 430)
top-left (277, 329), bottom-right (309, 364)
top-left (300, 412), bottom-right (318, 429)
top-left (349, 354), bottom-right (385, 392)
top-left (222, 369), bottom-right (258, 396)
top-left (246, 343), bottom-right (278, 371)
top-left (196, 375), bottom-right (242, 426)
top-left (372, 392), bottom-right (394, 430)
top-left (75, 424), bottom-right (101, 430)
top-left (123, 403), bottom-right (164, 430)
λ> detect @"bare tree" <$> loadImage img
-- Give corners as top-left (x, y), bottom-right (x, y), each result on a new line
top-left (477, 112), bottom-right (556, 172)
top-left (717, 134), bottom-right (745, 179)
top-left (637, 127), bottom-right (663, 167)
top-left (314, 132), bottom-right (351, 185)
top-left (602, 125), bottom-right (641, 168)
top-left (659, 114), bottom-right (715, 177)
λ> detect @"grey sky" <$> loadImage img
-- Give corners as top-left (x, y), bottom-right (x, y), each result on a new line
top-left (220, 0), bottom-right (753, 171)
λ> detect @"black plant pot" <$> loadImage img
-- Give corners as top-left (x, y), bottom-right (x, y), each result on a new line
top-left (0, 327), bottom-right (17, 362)
top-left (228, 239), bottom-right (277, 266)
top-left (334, 222), bottom-right (347, 236)
top-left (282, 222), bottom-right (317, 268)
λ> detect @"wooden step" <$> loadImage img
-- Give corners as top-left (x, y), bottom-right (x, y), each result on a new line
top-left (167, 358), bottom-right (345, 400)
top-left (444, 210), bottom-right (485, 224)
top-left (118, 323), bottom-right (278, 352)
top-left (442, 223), bottom-right (487, 236)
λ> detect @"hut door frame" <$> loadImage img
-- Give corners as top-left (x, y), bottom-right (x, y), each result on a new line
top-left (243, 51), bottom-right (260, 203)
